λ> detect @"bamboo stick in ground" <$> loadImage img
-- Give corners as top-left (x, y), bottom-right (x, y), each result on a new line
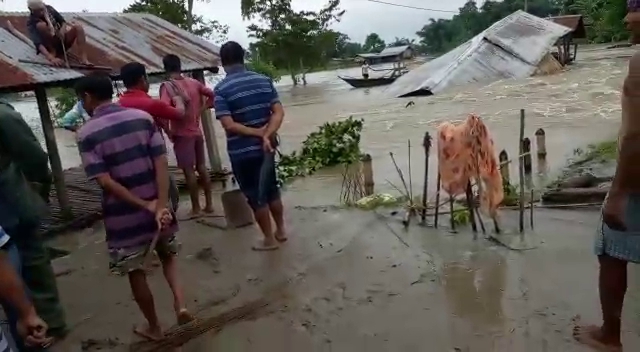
top-left (530, 188), bottom-right (535, 230)
top-left (435, 173), bottom-right (441, 228)
top-left (518, 109), bottom-right (526, 233)
top-left (465, 181), bottom-right (478, 234)
top-left (449, 196), bottom-right (456, 232)
top-left (421, 132), bottom-right (431, 224)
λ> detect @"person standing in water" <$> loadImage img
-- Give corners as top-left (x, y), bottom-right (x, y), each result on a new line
top-left (214, 41), bottom-right (287, 251)
top-left (361, 61), bottom-right (370, 79)
top-left (573, 2), bottom-right (640, 351)
top-left (160, 54), bottom-right (215, 220)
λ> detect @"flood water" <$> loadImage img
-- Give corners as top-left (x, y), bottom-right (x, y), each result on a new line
top-left (10, 45), bottom-right (630, 206)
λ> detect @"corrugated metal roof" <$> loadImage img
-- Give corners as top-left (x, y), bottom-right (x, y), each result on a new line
top-left (386, 11), bottom-right (571, 97)
top-left (547, 15), bottom-right (587, 38)
top-left (0, 12), bottom-right (220, 92)
top-left (356, 45), bottom-right (411, 59)
top-left (379, 45), bottom-right (411, 56)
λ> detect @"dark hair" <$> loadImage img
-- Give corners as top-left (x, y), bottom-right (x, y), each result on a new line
top-left (163, 54), bottom-right (181, 73)
top-left (74, 73), bottom-right (113, 101)
top-left (120, 62), bottom-right (147, 88)
top-left (219, 41), bottom-right (245, 66)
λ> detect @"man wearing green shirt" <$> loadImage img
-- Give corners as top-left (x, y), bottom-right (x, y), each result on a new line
top-left (0, 100), bottom-right (67, 343)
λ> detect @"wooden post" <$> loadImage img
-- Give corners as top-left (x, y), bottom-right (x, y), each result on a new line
top-left (465, 182), bottom-right (477, 234)
top-left (362, 154), bottom-right (374, 196)
top-left (530, 188), bottom-right (534, 230)
top-left (449, 196), bottom-right (456, 233)
top-left (34, 87), bottom-right (71, 216)
top-left (535, 128), bottom-right (546, 158)
top-left (192, 70), bottom-right (222, 172)
top-left (522, 137), bottom-right (532, 176)
top-left (518, 109), bottom-right (526, 233)
top-left (499, 150), bottom-right (510, 184)
top-left (421, 132), bottom-right (431, 223)
top-left (434, 173), bottom-right (441, 228)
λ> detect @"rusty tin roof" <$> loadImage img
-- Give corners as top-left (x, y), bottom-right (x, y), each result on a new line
top-left (547, 15), bottom-right (587, 38)
top-left (0, 12), bottom-right (220, 93)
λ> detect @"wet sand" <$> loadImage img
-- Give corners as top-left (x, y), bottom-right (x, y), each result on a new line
top-left (47, 199), bottom-right (640, 351)
top-left (22, 45), bottom-right (635, 350)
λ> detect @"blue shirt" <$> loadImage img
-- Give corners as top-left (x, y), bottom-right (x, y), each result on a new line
top-left (59, 101), bottom-right (87, 129)
top-left (214, 65), bottom-right (280, 161)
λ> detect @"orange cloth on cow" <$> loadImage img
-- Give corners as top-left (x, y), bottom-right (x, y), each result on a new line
top-left (437, 114), bottom-right (503, 216)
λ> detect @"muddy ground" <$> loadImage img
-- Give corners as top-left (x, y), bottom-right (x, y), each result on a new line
top-left (43, 191), bottom-right (640, 352)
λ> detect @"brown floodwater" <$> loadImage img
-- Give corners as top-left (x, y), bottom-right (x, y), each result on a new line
top-left (10, 45), bottom-right (631, 207)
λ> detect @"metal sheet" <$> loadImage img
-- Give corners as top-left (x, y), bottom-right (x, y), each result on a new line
top-left (386, 10), bottom-right (571, 97)
top-left (0, 12), bottom-right (220, 92)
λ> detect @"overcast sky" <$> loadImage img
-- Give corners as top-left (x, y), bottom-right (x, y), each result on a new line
top-left (1, 0), bottom-right (469, 46)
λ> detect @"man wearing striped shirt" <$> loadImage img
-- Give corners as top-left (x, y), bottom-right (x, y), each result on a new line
top-left (214, 41), bottom-right (287, 251)
top-left (75, 74), bottom-right (193, 341)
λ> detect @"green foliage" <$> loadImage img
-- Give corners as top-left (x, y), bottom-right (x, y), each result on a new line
top-left (502, 178), bottom-right (519, 206)
top-left (363, 33), bottom-right (386, 52)
top-left (246, 61), bottom-right (281, 83)
top-left (276, 116), bottom-right (364, 185)
top-left (564, 0), bottom-right (628, 43)
top-left (244, 0), bottom-right (345, 84)
top-left (124, 0), bottom-right (229, 43)
top-left (453, 209), bottom-right (470, 225)
top-left (51, 88), bottom-right (76, 121)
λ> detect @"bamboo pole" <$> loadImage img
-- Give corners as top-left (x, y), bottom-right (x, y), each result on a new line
top-left (421, 132), bottom-right (431, 223)
top-left (434, 173), bottom-right (441, 228)
top-left (518, 109), bottom-right (526, 233)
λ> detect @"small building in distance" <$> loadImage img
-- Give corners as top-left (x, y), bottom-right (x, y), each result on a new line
top-left (356, 45), bottom-right (414, 64)
top-left (546, 15), bottom-right (587, 65)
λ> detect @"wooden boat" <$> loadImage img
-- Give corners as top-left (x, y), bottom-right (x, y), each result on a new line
top-left (338, 76), bottom-right (398, 88)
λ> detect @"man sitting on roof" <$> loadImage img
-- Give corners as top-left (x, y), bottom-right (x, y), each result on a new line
top-left (26, 0), bottom-right (90, 66)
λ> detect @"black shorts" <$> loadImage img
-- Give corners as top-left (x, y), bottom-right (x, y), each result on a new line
top-left (231, 153), bottom-right (280, 210)
top-left (363, 74), bottom-right (369, 79)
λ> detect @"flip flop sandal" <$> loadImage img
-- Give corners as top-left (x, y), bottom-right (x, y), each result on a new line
top-left (251, 242), bottom-right (280, 251)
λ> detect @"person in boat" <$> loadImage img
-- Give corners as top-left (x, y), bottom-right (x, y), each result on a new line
top-left (361, 61), bottom-right (370, 79)
top-left (26, 0), bottom-right (90, 66)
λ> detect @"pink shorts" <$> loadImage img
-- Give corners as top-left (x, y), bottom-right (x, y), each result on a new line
top-left (173, 135), bottom-right (205, 170)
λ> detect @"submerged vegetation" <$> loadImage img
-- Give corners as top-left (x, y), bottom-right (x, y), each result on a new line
top-left (275, 117), bottom-right (363, 185)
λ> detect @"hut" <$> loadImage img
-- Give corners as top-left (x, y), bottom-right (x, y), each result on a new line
top-left (0, 12), bottom-right (221, 224)
top-left (546, 15), bottom-right (587, 65)
top-left (356, 45), bottom-right (414, 65)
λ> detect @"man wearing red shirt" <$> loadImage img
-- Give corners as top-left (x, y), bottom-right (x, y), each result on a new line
top-left (119, 62), bottom-right (184, 211)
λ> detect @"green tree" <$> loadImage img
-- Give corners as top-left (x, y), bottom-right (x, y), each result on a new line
top-left (363, 33), bottom-right (386, 52)
top-left (244, 0), bottom-right (345, 85)
top-left (124, 0), bottom-right (229, 43)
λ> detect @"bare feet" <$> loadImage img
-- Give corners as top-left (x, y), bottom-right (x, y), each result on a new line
top-left (202, 207), bottom-right (218, 218)
top-left (179, 210), bottom-right (201, 221)
top-left (274, 229), bottom-right (288, 242)
top-left (133, 324), bottom-right (163, 341)
top-left (573, 324), bottom-right (622, 352)
top-left (177, 309), bottom-right (195, 325)
top-left (252, 238), bottom-right (279, 251)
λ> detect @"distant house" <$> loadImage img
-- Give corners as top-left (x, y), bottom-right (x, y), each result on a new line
top-left (546, 15), bottom-right (587, 65)
top-left (356, 45), bottom-right (415, 64)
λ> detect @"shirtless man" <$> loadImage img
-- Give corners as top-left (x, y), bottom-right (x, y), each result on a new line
top-left (26, 0), bottom-right (90, 66)
top-left (573, 2), bottom-right (640, 351)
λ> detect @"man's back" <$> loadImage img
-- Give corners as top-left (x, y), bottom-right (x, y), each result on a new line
top-left (161, 77), bottom-right (210, 136)
top-left (78, 104), bottom-right (164, 248)
top-left (214, 69), bottom-right (278, 160)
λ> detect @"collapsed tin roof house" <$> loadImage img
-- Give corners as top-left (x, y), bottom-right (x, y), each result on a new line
top-left (0, 12), bottom-right (221, 215)
top-left (386, 11), bottom-right (571, 98)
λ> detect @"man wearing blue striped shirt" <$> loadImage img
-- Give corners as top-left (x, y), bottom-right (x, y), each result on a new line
top-left (214, 41), bottom-right (287, 251)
